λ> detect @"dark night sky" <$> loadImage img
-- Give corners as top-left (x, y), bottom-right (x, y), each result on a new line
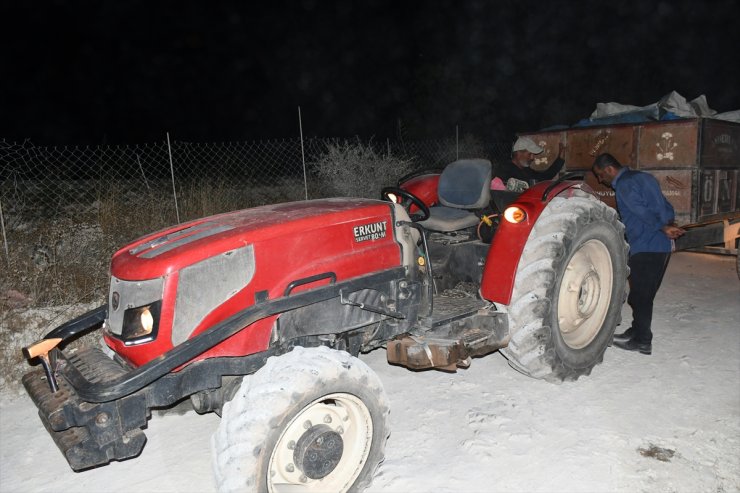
top-left (1, 0), bottom-right (739, 144)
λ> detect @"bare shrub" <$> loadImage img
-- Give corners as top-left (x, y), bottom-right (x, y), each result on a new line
top-left (1, 218), bottom-right (110, 307)
top-left (178, 177), bottom-right (306, 218)
top-left (313, 139), bottom-right (415, 198)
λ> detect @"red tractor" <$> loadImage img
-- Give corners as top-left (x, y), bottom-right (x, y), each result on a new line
top-left (22, 158), bottom-right (628, 492)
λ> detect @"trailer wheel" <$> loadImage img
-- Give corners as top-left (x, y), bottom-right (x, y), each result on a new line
top-left (501, 194), bottom-right (629, 382)
top-left (212, 346), bottom-right (389, 493)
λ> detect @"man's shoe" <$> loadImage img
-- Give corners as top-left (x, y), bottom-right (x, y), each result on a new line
top-left (613, 328), bottom-right (634, 341)
top-left (613, 338), bottom-right (652, 355)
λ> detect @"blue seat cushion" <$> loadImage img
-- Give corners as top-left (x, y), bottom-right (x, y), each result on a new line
top-left (437, 159), bottom-right (492, 209)
top-left (418, 206), bottom-right (480, 232)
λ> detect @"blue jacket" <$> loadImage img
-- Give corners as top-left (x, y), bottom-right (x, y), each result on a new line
top-left (612, 168), bottom-right (675, 255)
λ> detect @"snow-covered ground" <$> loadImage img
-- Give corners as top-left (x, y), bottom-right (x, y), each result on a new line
top-left (1, 252), bottom-right (738, 493)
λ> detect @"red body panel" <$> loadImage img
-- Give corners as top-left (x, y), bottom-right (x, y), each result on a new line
top-left (104, 199), bottom-right (403, 367)
top-left (480, 182), bottom-right (581, 305)
top-left (400, 173), bottom-right (440, 211)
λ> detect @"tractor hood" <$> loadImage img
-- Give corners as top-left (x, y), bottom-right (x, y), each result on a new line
top-left (111, 198), bottom-right (396, 280)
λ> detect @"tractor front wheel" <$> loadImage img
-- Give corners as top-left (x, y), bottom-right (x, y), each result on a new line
top-left (212, 346), bottom-right (389, 493)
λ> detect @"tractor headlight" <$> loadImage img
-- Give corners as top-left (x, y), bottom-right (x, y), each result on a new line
top-left (121, 301), bottom-right (161, 345)
top-left (503, 206), bottom-right (527, 224)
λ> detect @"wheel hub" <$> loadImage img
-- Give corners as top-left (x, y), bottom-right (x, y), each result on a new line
top-left (268, 393), bottom-right (373, 492)
top-left (576, 270), bottom-right (600, 318)
top-left (293, 424), bottom-right (344, 480)
top-left (557, 239), bottom-right (613, 349)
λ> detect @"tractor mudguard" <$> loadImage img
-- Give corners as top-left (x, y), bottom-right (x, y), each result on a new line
top-left (480, 180), bottom-right (584, 305)
top-left (399, 172), bottom-right (441, 211)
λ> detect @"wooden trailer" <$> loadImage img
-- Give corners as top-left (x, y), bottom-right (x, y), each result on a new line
top-left (520, 118), bottom-right (740, 256)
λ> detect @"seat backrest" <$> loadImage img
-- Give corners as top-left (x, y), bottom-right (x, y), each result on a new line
top-left (437, 159), bottom-right (492, 209)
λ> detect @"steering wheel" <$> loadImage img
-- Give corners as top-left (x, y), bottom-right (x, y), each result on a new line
top-left (381, 186), bottom-right (430, 221)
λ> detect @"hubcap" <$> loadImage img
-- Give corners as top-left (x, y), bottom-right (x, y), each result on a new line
top-left (557, 239), bottom-right (613, 349)
top-left (293, 425), bottom-right (343, 479)
top-left (268, 393), bottom-right (373, 492)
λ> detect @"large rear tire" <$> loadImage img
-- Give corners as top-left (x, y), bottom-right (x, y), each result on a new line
top-left (212, 346), bottom-right (389, 493)
top-left (501, 193), bottom-right (629, 382)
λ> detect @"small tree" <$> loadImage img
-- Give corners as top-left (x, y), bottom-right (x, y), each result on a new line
top-left (313, 138), bottom-right (415, 198)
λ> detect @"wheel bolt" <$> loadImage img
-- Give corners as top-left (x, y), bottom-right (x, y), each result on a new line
top-left (299, 474), bottom-right (308, 483)
top-left (336, 426), bottom-right (344, 434)
top-left (303, 420), bottom-right (312, 430)
top-left (324, 414), bottom-right (332, 423)
top-left (286, 463), bottom-right (295, 473)
top-left (287, 440), bottom-right (296, 450)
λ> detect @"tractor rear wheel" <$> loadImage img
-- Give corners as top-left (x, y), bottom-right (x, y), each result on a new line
top-left (212, 346), bottom-right (389, 493)
top-left (501, 193), bottom-right (629, 382)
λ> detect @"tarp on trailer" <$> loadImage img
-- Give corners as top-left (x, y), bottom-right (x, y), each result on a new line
top-left (575, 91), bottom-right (740, 127)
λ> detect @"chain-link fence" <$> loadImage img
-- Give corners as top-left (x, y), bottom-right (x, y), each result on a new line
top-left (0, 135), bottom-right (510, 228)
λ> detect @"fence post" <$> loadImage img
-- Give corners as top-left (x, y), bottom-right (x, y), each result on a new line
top-left (136, 153), bottom-right (151, 192)
top-left (0, 195), bottom-right (8, 265)
top-left (456, 125), bottom-right (459, 160)
top-left (298, 107), bottom-right (308, 201)
top-left (166, 132), bottom-right (181, 223)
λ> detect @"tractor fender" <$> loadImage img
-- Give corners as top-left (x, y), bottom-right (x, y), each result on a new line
top-left (399, 172), bottom-right (440, 211)
top-left (480, 181), bottom-right (586, 305)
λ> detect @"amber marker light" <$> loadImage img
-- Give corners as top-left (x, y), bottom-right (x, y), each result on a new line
top-left (503, 206), bottom-right (527, 224)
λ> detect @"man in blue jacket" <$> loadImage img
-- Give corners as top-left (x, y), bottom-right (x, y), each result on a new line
top-left (592, 153), bottom-right (685, 355)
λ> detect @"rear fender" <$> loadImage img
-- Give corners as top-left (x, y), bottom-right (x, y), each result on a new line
top-left (399, 172), bottom-right (440, 212)
top-left (480, 181), bottom-right (584, 305)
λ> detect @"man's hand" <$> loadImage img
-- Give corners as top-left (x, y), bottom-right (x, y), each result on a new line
top-left (662, 224), bottom-right (685, 239)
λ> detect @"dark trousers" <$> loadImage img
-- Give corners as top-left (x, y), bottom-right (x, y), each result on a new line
top-left (627, 252), bottom-right (671, 344)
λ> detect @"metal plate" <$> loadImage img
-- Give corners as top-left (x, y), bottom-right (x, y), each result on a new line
top-left (699, 169), bottom-right (717, 218)
top-left (637, 120), bottom-right (699, 169)
top-left (699, 168), bottom-right (740, 220)
top-left (520, 132), bottom-right (565, 171)
top-left (564, 125), bottom-right (637, 170)
top-left (717, 169), bottom-right (737, 213)
top-left (701, 119), bottom-right (740, 168)
top-left (648, 170), bottom-right (693, 217)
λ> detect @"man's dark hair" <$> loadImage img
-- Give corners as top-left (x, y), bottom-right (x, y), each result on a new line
top-left (592, 153), bottom-right (623, 170)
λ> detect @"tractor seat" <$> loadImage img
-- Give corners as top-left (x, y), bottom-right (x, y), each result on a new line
top-left (418, 159), bottom-right (492, 232)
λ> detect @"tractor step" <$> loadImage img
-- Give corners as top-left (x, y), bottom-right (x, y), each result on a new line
top-left (422, 293), bottom-right (487, 328)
